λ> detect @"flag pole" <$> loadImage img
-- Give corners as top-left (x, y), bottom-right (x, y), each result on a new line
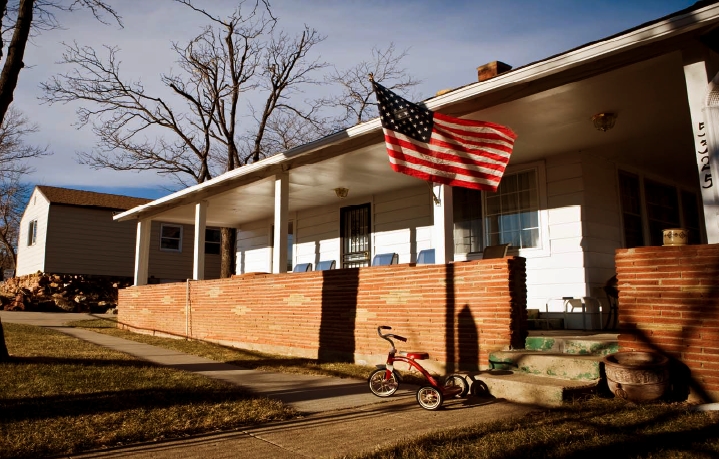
top-left (427, 182), bottom-right (441, 205)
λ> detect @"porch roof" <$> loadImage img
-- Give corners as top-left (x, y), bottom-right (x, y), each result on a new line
top-left (115, 2), bottom-right (719, 228)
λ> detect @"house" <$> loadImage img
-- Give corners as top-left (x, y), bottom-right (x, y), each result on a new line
top-left (116, 2), bottom-right (719, 307)
top-left (112, 2), bottom-right (719, 399)
top-left (16, 186), bottom-right (222, 281)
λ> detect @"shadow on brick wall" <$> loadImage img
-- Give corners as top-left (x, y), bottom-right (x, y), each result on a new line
top-left (618, 245), bottom-right (719, 403)
top-left (445, 263), bottom-right (456, 373)
top-left (318, 267), bottom-right (358, 362)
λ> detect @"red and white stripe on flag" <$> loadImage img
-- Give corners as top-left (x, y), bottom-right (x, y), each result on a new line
top-left (382, 112), bottom-right (517, 192)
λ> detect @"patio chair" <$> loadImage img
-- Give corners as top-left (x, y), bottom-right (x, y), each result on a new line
top-left (316, 260), bottom-right (336, 271)
top-left (603, 275), bottom-right (619, 329)
top-left (482, 243), bottom-right (510, 259)
top-left (293, 263), bottom-right (313, 272)
top-left (417, 249), bottom-right (435, 264)
top-left (372, 253), bottom-right (398, 266)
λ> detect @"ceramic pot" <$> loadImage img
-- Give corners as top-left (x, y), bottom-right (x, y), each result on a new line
top-left (603, 351), bottom-right (669, 402)
top-left (662, 228), bottom-right (688, 246)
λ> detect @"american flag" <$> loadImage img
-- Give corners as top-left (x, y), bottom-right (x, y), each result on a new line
top-left (372, 80), bottom-right (517, 192)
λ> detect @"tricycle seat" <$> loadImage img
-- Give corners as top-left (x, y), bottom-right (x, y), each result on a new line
top-left (400, 351), bottom-right (429, 360)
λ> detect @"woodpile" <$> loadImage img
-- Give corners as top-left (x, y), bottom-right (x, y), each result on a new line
top-left (0, 272), bottom-right (133, 313)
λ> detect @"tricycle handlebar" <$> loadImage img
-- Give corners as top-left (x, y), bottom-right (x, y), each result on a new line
top-left (377, 325), bottom-right (407, 344)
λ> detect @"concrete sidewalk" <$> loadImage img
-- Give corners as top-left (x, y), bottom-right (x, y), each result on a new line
top-left (1, 311), bottom-right (537, 458)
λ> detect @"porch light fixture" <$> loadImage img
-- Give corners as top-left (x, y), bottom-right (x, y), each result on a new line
top-left (592, 112), bottom-right (617, 132)
top-left (334, 187), bottom-right (349, 198)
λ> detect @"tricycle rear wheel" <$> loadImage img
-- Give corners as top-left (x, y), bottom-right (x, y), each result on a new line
top-left (444, 374), bottom-right (469, 398)
top-left (417, 385), bottom-right (443, 410)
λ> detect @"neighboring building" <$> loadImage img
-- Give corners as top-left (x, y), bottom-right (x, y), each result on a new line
top-left (115, 2), bottom-right (719, 312)
top-left (16, 186), bottom-right (221, 281)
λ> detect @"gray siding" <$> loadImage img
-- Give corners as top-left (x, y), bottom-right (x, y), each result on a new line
top-left (148, 221), bottom-right (221, 282)
top-left (44, 205), bottom-right (137, 276)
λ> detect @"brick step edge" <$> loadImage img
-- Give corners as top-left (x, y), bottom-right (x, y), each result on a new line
top-left (524, 336), bottom-right (620, 355)
top-left (488, 351), bottom-right (603, 381)
top-left (466, 370), bottom-right (600, 407)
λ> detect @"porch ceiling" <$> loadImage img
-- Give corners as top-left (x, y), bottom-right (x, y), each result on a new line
top-left (148, 48), bottom-right (697, 229)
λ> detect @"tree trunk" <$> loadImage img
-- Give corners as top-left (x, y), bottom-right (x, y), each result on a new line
top-left (0, 0), bottom-right (33, 125)
top-left (220, 227), bottom-right (236, 278)
top-left (0, 318), bottom-right (9, 361)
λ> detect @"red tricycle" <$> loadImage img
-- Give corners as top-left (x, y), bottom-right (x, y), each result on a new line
top-left (368, 325), bottom-right (469, 410)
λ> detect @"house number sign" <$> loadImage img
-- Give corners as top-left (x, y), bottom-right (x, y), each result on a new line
top-left (696, 121), bottom-right (714, 189)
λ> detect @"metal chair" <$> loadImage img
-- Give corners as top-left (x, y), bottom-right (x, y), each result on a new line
top-left (603, 277), bottom-right (619, 329)
top-left (316, 260), bottom-right (336, 271)
top-left (372, 253), bottom-right (398, 266)
top-left (417, 249), bottom-right (435, 264)
top-left (482, 243), bottom-right (510, 259)
top-left (293, 263), bottom-right (313, 272)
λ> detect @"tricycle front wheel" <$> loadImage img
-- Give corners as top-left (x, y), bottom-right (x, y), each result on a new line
top-left (368, 369), bottom-right (399, 397)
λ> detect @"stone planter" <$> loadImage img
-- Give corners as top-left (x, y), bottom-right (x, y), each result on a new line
top-left (662, 228), bottom-right (689, 246)
top-left (603, 351), bottom-right (669, 402)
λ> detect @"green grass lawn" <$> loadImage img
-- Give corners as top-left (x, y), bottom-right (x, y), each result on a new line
top-left (70, 317), bottom-right (380, 380)
top-left (5, 317), bottom-right (717, 458)
top-left (0, 322), bottom-right (296, 458)
top-left (352, 397), bottom-right (719, 458)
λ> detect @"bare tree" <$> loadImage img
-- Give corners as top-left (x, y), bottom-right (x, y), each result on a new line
top-left (41, 0), bottom-right (328, 277)
top-left (0, 107), bottom-right (46, 273)
top-left (321, 43), bottom-right (421, 127)
top-left (0, 0), bottom-right (121, 126)
top-left (0, 0), bottom-right (121, 362)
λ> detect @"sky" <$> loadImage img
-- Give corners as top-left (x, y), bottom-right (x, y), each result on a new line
top-left (12, 0), bottom-right (699, 200)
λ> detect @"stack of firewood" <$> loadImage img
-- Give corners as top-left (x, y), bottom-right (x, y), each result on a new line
top-left (0, 273), bottom-right (133, 313)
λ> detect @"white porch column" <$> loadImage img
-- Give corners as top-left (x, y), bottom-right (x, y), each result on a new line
top-left (134, 219), bottom-right (151, 286)
top-left (432, 184), bottom-right (454, 264)
top-left (683, 53), bottom-right (719, 243)
top-left (193, 201), bottom-right (208, 280)
top-left (272, 172), bottom-right (289, 273)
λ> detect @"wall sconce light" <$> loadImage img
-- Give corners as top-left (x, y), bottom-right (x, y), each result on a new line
top-left (334, 187), bottom-right (349, 198)
top-left (592, 112), bottom-right (617, 132)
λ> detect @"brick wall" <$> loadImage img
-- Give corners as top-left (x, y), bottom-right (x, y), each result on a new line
top-left (118, 257), bottom-right (527, 372)
top-left (616, 244), bottom-right (719, 401)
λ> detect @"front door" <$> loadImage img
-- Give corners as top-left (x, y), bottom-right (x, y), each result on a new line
top-left (341, 203), bottom-right (371, 268)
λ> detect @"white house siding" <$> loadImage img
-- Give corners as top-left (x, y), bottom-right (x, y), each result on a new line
top-left (147, 221), bottom-right (221, 282)
top-left (237, 219), bottom-right (273, 273)
top-left (295, 206), bottom-right (339, 268)
top-left (15, 190), bottom-right (50, 276)
top-left (579, 152), bottom-right (623, 299)
top-left (525, 154), bottom-right (589, 311)
top-left (373, 186), bottom-right (432, 264)
top-left (43, 205), bottom-right (138, 277)
top-left (236, 185), bottom-right (433, 273)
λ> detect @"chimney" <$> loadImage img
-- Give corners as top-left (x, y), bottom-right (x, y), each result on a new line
top-left (477, 61), bottom-right (512, 82)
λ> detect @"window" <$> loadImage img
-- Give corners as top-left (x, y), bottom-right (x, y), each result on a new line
top-left (485, 169), bottom-right (540, 249)
top-left (27, 220), bottom-right (37, 246)
top-left (618, 170), bottom-right (700, 247)
top-left (205, 228), bottom-right (221, 255)
top-left (453, 187), bottom-right (483, 254)
top-left (619, 171), bottom-right (644, 248)
top-left (160, 224), bottom-right (182, 252)
top-left (681, 190), bottom-right (701, 244)
top-left (644, 179), bottom-right (680, 246)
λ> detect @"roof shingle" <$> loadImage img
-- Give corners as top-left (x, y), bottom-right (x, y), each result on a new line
top-left (36, 186), bottom-right (151, 211)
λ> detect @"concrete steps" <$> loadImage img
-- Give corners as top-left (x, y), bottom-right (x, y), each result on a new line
top-left (470, 331), bottom-right (618, 407)
top-left (468, 371), bottom-right (600, 407)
